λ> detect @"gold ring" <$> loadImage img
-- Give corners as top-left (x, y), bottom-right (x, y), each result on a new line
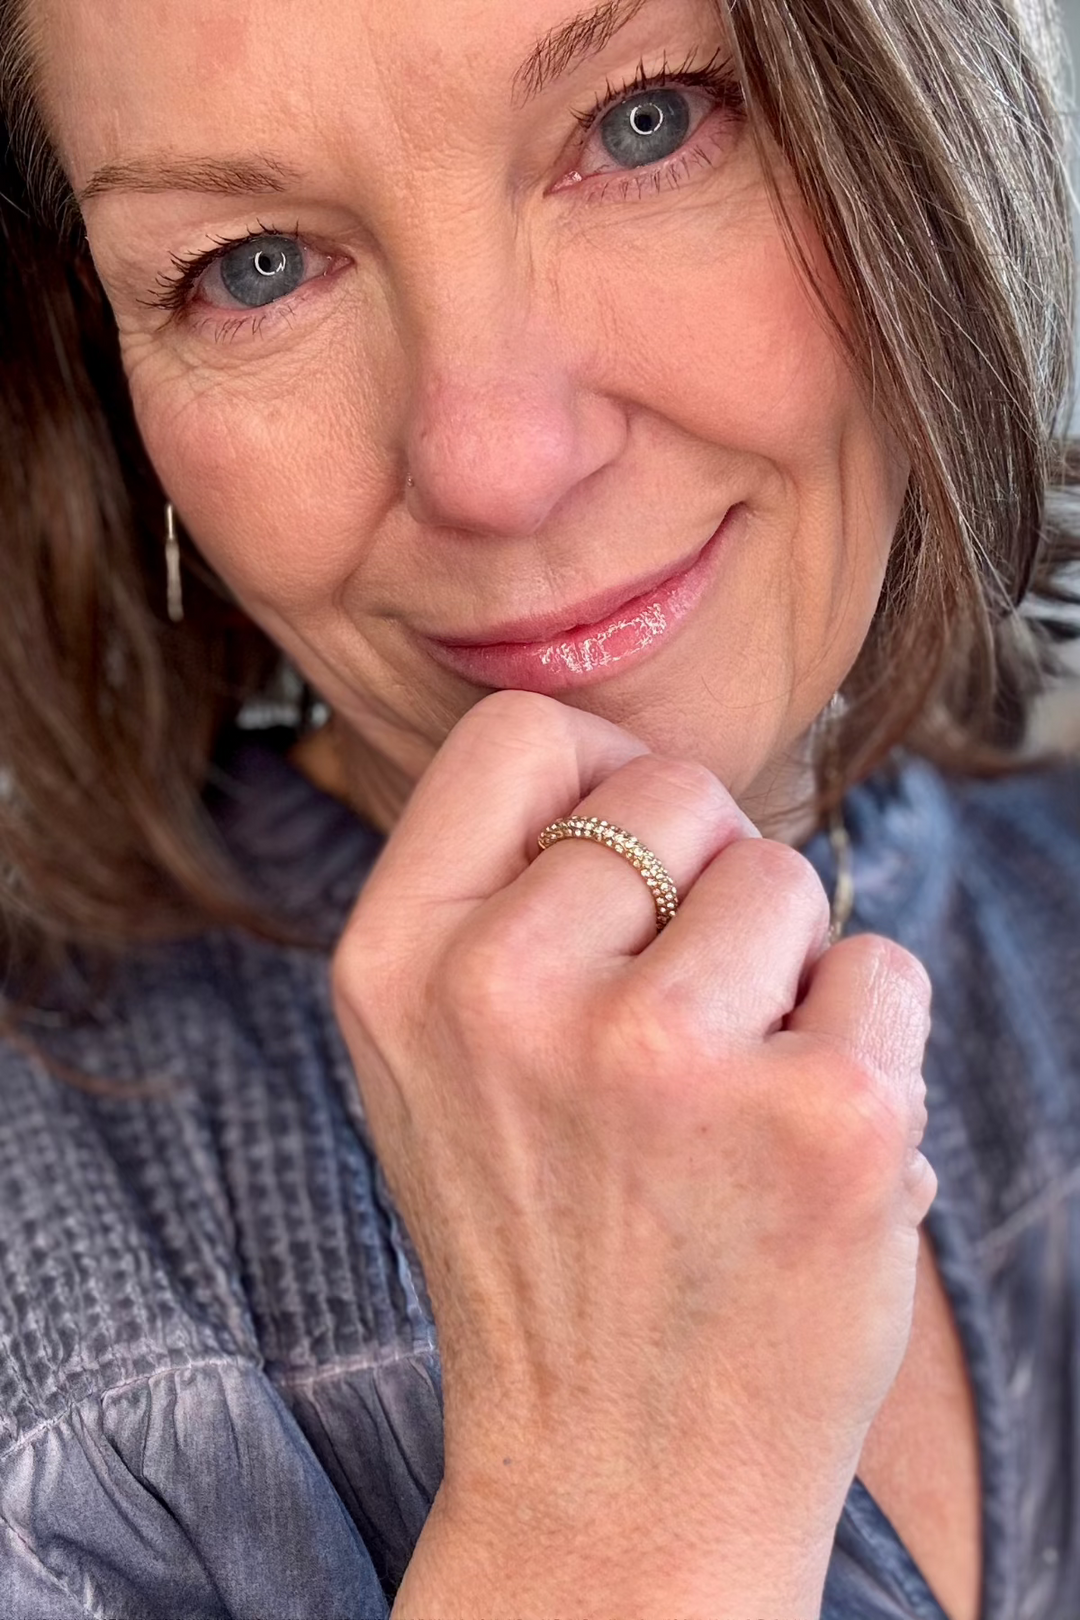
top-left (536, 816), bottom-right (679, 931)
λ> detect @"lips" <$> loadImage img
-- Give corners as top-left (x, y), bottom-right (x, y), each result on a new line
top-left (431, 526), bottom-right (724, 649)
top-left (418, 507), bottom-right (740, 696)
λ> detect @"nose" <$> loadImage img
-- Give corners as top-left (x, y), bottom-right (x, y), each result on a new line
top-left (401, 299), bottom-right (627, 539)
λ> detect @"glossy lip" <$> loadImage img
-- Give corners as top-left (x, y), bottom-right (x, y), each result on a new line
top-left (431, 524), bottom-right (725, 648)
top-left (420, 506), bottom-right (740, 695)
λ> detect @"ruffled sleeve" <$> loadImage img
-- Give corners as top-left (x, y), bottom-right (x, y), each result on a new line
top-left (0, 1358), bottom-right (390, 1620)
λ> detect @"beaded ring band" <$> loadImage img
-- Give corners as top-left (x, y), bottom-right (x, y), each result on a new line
top-left (536, 816), bottom-right (679, 932)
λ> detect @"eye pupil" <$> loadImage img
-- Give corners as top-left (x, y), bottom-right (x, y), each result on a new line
top-left (600, 87), bottom-right (692, 170)
top-left (629, 103), bottom-right (663, 137)
top-left (220, 235), bottom-right (305, 308)
top-left (254, 248), bottom-right (288, 278)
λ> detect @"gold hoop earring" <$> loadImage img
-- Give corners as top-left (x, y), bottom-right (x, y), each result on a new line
top-left (164, 502), bottom-right (184, 624)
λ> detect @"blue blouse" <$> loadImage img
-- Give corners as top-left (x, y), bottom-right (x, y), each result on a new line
top-left (0, 733), bottom-right (1077, 1619)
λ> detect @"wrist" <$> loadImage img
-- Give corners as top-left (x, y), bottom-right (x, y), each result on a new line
top-left (393, 1472), bottom-right (840, 1620)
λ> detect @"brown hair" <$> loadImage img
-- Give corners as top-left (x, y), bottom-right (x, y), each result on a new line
top-left (0, 0), bottom-right (1077, 986)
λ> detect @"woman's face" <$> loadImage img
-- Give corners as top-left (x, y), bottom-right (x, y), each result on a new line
top-left (38, 0), bottom-right (908, 827)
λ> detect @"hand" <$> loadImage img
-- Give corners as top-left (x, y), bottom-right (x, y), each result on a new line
top-left (332, 689), bottom-right (936, 1614)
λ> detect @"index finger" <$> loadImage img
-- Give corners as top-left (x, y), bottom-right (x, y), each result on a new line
top-left (346, 689), bottom-right (651, 933)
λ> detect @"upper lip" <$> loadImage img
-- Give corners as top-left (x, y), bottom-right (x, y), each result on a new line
top-left (427, 522), bottom-right (724, 648)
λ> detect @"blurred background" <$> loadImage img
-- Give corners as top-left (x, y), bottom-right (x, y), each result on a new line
top-left (1065, 0), bottom-right (1078, 405)
top-left (1066, 2), bottom-right (1079, 162)
top-left (1031, 0), bottom-right (1079, 748)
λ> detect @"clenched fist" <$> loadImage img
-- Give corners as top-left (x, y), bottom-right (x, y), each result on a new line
top-left (332, 690), bottom-right (936, 1618)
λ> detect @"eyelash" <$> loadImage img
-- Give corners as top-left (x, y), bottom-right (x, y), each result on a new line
top-left (145, 217), bottom-right (302, 317)
top-left (572, 48), bottom-right (740, 136)
top-left (144, 50), bottom-right (744, 328)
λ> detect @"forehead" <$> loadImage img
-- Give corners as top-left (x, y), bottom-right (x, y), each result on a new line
top-left (32, 0), bottom-right (711, 193)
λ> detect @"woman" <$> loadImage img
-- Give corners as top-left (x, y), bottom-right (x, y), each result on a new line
top-left (0, 0), bottom-right (1077, 1613)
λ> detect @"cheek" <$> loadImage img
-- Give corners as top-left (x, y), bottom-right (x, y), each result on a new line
top-left (121, 325), bottom-right (389, 619)
top-left (572, 195), bottom-right (877, 488)
top-left (566, 197), bottom-right (904, 626)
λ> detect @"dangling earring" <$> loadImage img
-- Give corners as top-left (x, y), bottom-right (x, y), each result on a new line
top-left (817, 691), bottom-right (854, 944)
top-left (164, 501), bottom-right (184, 624)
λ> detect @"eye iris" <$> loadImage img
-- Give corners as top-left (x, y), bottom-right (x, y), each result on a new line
top-left (220, 236), bottom-right (305, 308)
top-left (600, 88), bottom-right (692, 169)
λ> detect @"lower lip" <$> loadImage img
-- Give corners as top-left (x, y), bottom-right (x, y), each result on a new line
top-left (422, 509), bottom-right (738, 694)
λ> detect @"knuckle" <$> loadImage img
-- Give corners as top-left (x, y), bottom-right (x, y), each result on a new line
top-left (443, 919), bottom-right (537, 1037)
top-left (590, 975), bottom-right (713, 1110)
top-left (831, 1051), bottom-right (909, 1152)
top-left (450, 931), bottom-right (513, 1016)
top-left (777, 1043), bottom-right (912, 1208)
top-left (732, 838), bottom-right (832, 930)
top-left (331, 922), bottom-right (385, 1023)
top-left (627, 755), bottom-right (735, 828)
top-left (602, 974), bottom-right (697, 1063)
top-left (331, 913), bottom-right (423, 1046)
top-left (905, 1151), bottom-right (940, 1217)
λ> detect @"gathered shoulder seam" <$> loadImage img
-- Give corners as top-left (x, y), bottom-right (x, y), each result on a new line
top-left (0, 1353), bottom-right (266, 1470)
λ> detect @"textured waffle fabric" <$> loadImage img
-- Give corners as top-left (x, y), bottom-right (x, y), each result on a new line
top-left (0, 732), bottom-right (1078, 1619)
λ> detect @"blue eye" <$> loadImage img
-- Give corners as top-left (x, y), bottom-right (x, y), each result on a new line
top-left (599, 88), bottom-right (692, 169)
top-left (218, 235), bottom-right (306, 308)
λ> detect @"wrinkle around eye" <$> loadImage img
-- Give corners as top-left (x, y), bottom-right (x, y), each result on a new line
top-left (153, 235), bottom-right (358, 350)
top-left (128, 254), bottom-right (356, 362)
top-left (86, 201), bottom-right (370, 327)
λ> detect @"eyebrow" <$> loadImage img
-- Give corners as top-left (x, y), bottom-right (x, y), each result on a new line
top-left (78, 0), bottom-right (654, 204)
top-left (77, 154), bottom-right (301, 206)
top-left (513, 0), bottom-right (652, 102)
